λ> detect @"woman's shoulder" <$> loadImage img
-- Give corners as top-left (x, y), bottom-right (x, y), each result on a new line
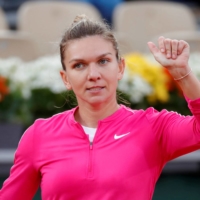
top-left (18, 108), bottom-right (77, 146)
top-left (121, 104), bottom-right (176, 120)
top-left (121, 104), bottom-right (159, 115)
top-left (26, 108), bottom-right (76, 134)
top-left (35, 109), bottom-right (74, 124)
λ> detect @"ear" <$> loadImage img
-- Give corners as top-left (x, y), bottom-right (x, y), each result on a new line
top-left (117, 57), bottom-right (125, 80)
top-left (60, 70), bottom-right (72, 90)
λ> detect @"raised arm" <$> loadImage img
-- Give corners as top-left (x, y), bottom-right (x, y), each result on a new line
top-left (148, 36), bottom-right (200, 100)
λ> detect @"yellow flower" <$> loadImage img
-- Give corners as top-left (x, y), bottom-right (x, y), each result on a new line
top-left (124, 53), bottom-right (170, 103)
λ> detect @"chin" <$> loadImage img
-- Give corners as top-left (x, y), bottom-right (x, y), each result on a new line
top-left (86, 97), bottom-right (108, 106)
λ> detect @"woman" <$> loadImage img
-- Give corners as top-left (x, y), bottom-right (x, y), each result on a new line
top-left (0, 15), bottom-right (200, 200)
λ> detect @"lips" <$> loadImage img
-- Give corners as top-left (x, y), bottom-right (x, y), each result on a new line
top-left (87, 86), bottom-right (105, 91)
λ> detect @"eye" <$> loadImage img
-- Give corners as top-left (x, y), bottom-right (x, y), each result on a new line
top-left (73, 63), bottom-right (85, 69)
top-left (98, 59), bottom-right (109, 65)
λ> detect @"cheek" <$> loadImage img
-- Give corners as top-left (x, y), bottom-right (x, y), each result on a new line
top-left (68, 74), bottom-right (84, 90)
top-left (110, 66), bottom-right (122, 80)
top-left (106, 73), bottom-right (119, 86)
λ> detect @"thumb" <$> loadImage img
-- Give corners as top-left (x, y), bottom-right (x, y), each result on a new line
top-left (147, 42), bottom-right (159, 55)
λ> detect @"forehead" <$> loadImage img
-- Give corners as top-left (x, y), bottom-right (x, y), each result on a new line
top-left (64, 35), bottom-right (115, 60)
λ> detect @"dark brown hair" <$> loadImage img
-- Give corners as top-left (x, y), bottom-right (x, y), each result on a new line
top-left (59, 14), bottom-right (120, 70)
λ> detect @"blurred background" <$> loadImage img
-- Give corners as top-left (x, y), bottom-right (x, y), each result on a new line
top-left (0, 0), bottom-right (200, 199)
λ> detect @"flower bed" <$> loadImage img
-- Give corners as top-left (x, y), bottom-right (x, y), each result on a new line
top-left (1, 52), bottom-right (200, 128)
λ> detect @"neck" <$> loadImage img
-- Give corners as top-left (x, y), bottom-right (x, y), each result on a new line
top-left (75, 100), bottom-right (119, 128)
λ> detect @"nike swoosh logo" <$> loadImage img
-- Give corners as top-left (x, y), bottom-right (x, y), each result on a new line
top-left (114, 132), bottom-right (130, 140)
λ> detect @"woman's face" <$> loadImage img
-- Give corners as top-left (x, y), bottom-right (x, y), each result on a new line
top-left (60, 35), bottom-right (125, 107)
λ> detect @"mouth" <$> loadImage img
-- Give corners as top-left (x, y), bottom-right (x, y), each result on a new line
top-left (87, 86), bottom-right (105, 91)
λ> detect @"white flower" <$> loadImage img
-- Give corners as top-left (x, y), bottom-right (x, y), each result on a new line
top-left (0, 52), bottom-right (200, 102)
top-left (118, 69), bottom-right (152, 103)
top-left (188, 52), bottom-right (200, 79)
top-left (0, 55), bottom-right (66, 99)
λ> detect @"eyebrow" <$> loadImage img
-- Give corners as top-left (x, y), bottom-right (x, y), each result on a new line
top-left (68, 53), bottom-right (112, 63)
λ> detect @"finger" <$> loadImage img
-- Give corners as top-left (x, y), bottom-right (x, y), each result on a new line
top-left (164, 38), bottom-right (172, 58)
top-left (177, 40), bottom-right (187, 55)
top-left (158, 36), bottom-right (165, 53)
top-left (147, 41), bottom-right (159, 55)
top-left (171, 39), bottom-right (178, 59)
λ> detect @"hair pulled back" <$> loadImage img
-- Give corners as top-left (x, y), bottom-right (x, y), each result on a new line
top-left (60, 14), bottom-right (120, 70)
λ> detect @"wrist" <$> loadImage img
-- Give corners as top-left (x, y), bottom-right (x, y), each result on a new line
top-left (173, 68), bottom-right (192, 81)
top-left (168, 65), bottom-right (192, 81)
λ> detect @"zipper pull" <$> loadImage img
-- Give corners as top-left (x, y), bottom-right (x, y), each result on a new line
top-left (90, 142), bottom-right (93, 150)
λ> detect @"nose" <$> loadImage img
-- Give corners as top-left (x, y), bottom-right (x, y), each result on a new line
top-left (87, 64), bottom-right (101, 81)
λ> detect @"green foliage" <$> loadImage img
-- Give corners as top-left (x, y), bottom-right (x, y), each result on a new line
top-left (117, 88), bottom-right (191, 115)
top-left (0, 87), bottom-right (191, 130)
top-left (0, 89), bottom-right (77, 129)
